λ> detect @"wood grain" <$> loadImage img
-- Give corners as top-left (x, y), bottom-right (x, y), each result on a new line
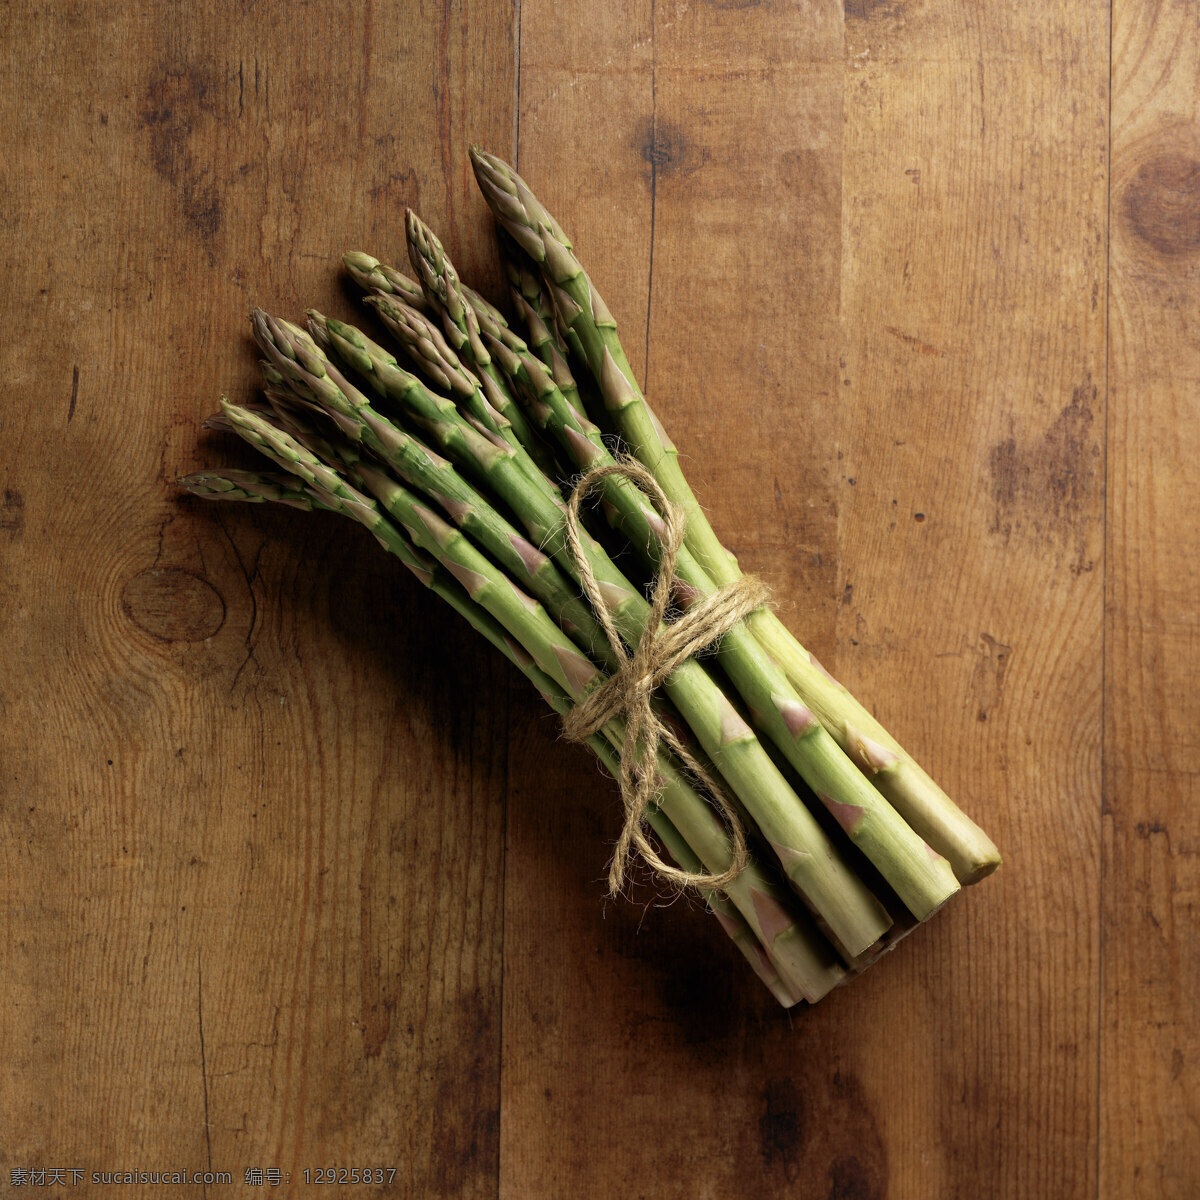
top-left (0, 2), bottom-right (514, 1196)
top-left (1104, 3), bottom-right (1200, 1196)
top-left (1, 1), bottom-right (1198, 1198)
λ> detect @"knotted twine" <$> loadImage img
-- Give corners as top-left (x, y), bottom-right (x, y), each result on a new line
top-left (559, 456), bottom-right (773, 897)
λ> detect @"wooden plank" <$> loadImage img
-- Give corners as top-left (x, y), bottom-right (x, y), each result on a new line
top-left (839, 5), bottom-right (1108, 1196)
top-left (1104, 3), bottom-right (1200, 1195)
top-left (508, 3), bottom-right (1108, 1198)
top-left (0, 2), bottom-right (513, 1194)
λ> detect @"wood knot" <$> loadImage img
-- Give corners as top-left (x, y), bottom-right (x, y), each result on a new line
top-left (122, 567), bottom-right (226, 643)
top-left (635, 120), bottom-right (707, 182)
top-left (1124, 152), bottom-right (1200, 258)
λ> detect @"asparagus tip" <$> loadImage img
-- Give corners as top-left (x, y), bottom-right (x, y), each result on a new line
top-left (343, 250), bottom-right (379, 273)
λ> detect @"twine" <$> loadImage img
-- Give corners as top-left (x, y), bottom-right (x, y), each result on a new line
top-left (559, 456), bottom-right (771, 896)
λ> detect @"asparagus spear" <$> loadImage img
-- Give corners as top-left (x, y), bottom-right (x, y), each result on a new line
top-left (398, 212), bottom-right (560, 483)
top-left (177, 468), bottom-right (325, 510)
top-left (342, 251), bottom-right (429, 312)
top-left (469, 146), bottom-right (1001, 885)
top-left (282, 309), bottom-right (892, 955)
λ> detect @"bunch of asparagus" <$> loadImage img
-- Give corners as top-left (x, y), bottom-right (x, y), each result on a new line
top-left (182, 150), bottom-right (1000, 1007)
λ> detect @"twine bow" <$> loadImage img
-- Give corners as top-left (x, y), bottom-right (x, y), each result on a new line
top-left (559, 456), bottom-right (772, 896)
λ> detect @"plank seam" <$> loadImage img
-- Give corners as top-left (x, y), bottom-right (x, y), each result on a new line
top-left (643, 0), bottom-right (658, 392)
top-left (1098, 1), bottom-right (1114, 1196)
top-left (501, 9), bottom-right (521, 1196)
top-left (513, 0), bottom-right (521, 170)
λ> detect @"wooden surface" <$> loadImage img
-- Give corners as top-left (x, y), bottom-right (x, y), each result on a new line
top-left (1, 1), bottom-right (1196, 1197)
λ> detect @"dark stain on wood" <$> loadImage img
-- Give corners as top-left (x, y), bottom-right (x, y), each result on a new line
top-left (759, 1078), bottom-right (805, 1180)
top-left (138, 67), bottom-right (224, 251)
top-left (987, 374), bottom-right (1099, 571)
top-left (1, 488), bottom-right (24, 537)
top-left (1124, 152), bottom-right (1200, 258)
top-left (751, 1065), bottom-right (887, 1194)
top-left (828, 1152), bottom-right (882, 1200)
top-left (884, 325), bottom-right (947, 358)
top-left (845, 0), bottom-right (904, 20)
top-left (971, 632), bottom-right (1012, 722)
top-left (367, 165), bottom-right (422, 212)
top-left (121, 566), bottom-right (226, 642)
top-left (825, 1071), bottom-right (887, 1198)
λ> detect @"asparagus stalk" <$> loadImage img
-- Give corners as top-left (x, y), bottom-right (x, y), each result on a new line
top-left (469, 146), bottom-right (1001, 885)
top-left (741, 641), bottom-right (1003, 883)
top-left (286, 309), bottom-right (892, 955)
